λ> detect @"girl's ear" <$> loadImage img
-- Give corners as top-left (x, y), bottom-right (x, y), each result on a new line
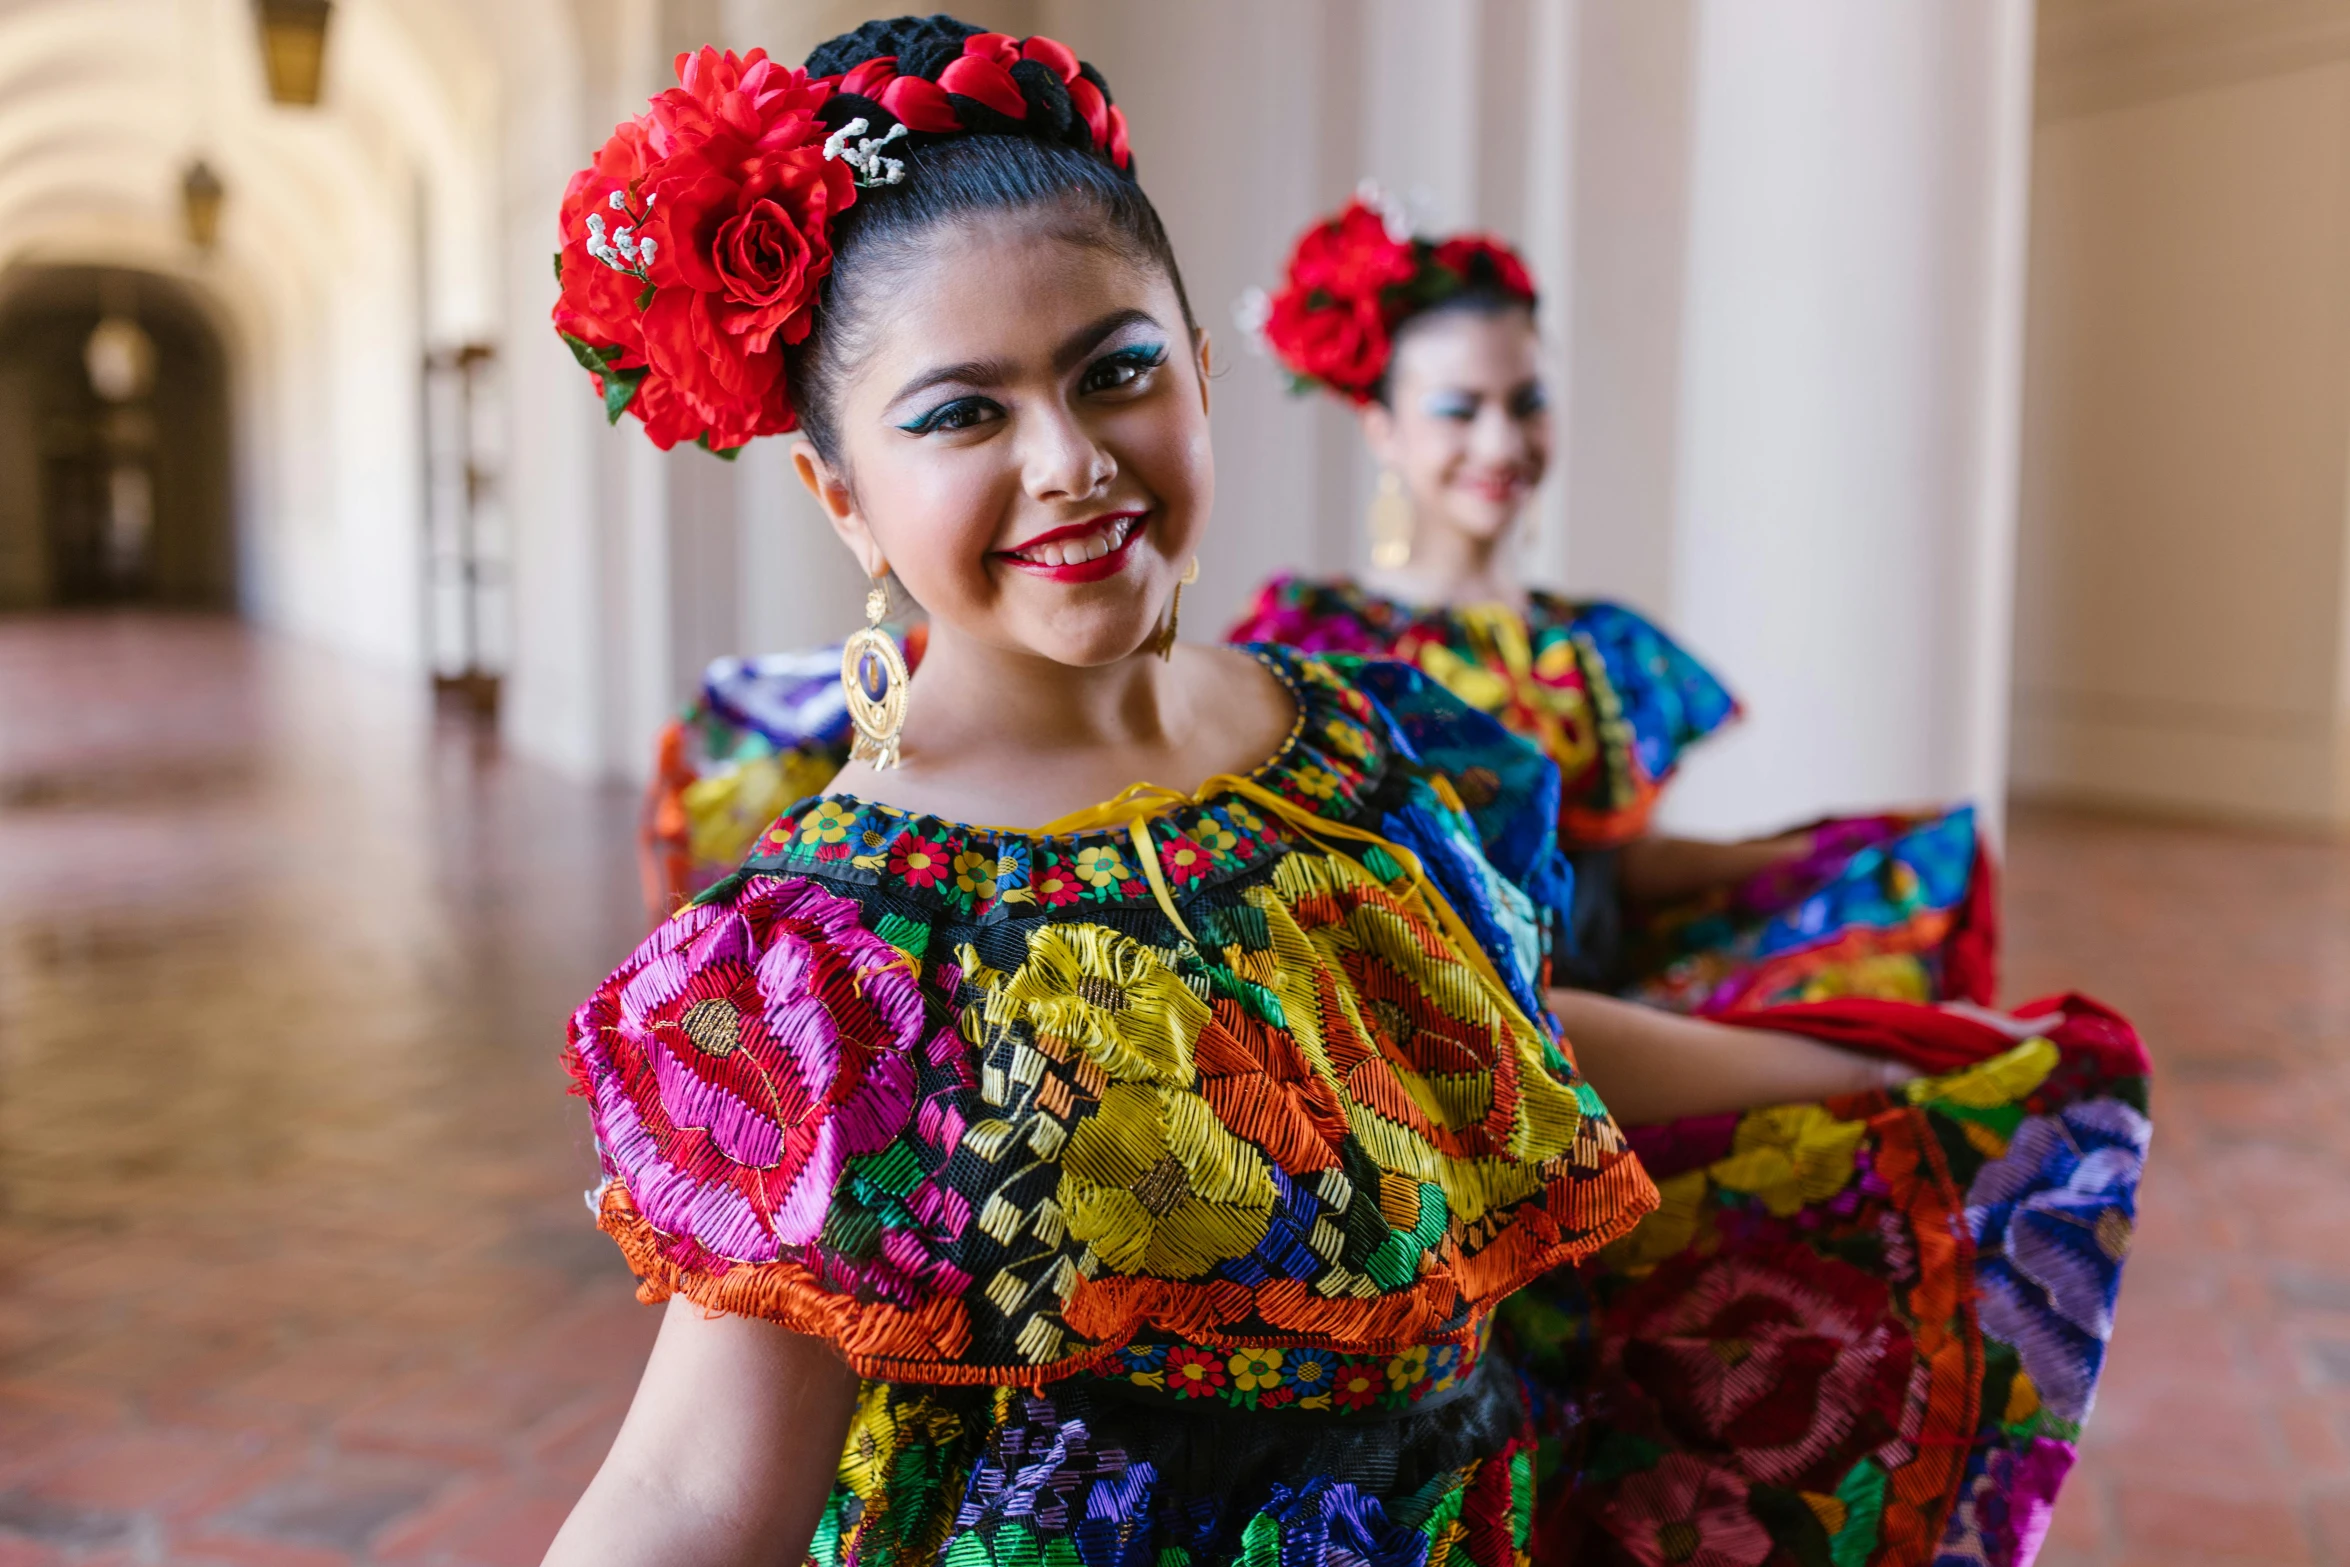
top-left (792, 439), bottom-right (887, 577)
top-left (1192, 327), bottom-right (1213, 416)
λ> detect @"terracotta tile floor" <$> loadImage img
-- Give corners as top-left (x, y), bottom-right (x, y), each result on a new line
top-left (0, 614), bottom-right (2343, 1564)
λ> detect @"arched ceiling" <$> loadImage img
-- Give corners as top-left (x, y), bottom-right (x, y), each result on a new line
top-left (0, 0), bottom-right (522, 347)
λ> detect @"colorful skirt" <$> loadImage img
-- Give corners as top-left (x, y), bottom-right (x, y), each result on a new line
top-left (797, 995), bottom-right (2141, 1567)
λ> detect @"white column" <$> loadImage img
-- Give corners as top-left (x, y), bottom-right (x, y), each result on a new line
top-left (1652, 0), bottom-right (2034, 841)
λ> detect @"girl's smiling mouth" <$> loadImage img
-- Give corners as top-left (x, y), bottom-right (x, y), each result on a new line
top-left (995, 510), bottom-right (1148, 582)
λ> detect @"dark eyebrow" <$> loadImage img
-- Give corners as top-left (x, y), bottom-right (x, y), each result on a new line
top-left (883, 308), bottom-right (1166, 412)
top-left (1051, 307), bottom-right (1163, 374)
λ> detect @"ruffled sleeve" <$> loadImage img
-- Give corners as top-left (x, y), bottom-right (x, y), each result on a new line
top-left (1552, 600), bottom-right (1738, 837)
top-left (567, 872), bottom-right (989, 1374)
top-left (1318, 656), bottom-right (1582, 1010)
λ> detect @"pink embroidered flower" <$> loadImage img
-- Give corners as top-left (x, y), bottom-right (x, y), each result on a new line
top-left (1605, 1242), bottom-right (1912, 1491)
top-left (567, 876), bottom-right (925, 1288)
top-left (1603, 1455), bottom-right (1773, 1567)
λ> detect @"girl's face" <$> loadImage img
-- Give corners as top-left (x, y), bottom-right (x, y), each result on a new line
top-left (794, 215), bottom-right (1212, 669)
top-left (1360, 306), bottom-right (1549, 549)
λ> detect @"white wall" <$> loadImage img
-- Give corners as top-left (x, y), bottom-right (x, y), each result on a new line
top-left (2016, 52), bottom-right (2350, 830)
top-left (1650, 0), bottom-right (2035, 839)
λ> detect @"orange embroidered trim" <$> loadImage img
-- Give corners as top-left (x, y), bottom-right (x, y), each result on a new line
top-left (597, 1158), bottom-right (1658, 1390)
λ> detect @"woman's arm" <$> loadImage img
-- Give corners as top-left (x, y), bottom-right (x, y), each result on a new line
top-left (1615, 830), bottom-right (1813, 907)
top-left (544, 1297), bottom-right (861, 1567)
top-left (1548, 986), bottom-right (1913, 1125)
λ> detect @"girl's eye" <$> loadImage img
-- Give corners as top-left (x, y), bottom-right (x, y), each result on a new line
top-left (1510, 384), bottom-right (1550, 419)
top-left (1081, 343), bottom-right (1168, 395)
top-left (1423, 392), bottom-right (1477, 421)
top-left (900, 396), bottom-right (1002, 436)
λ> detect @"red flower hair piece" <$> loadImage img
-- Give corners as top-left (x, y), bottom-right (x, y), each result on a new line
top-left (1254, 192), bottom-right (1539, 405)
top-left (554, 31), bottom-right (1129, 455)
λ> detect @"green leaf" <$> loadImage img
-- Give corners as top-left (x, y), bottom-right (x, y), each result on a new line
top-left (1829, 1460), bottom-right (1888, 1567)
top-left (696, 432), bottom-right (743, 461)
top-left (551, 249), bottom-right (563, 284)
top-left (559, 330), bottom-right (621, 375)
top-left (602, 363), bottom-right (648, 424)
top-left (638, 281), bottom-right (656, 311)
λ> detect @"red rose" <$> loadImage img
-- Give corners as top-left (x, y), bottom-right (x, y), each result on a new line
top-left (1260, 198), bottom-right (1415, 400)
top-left (1263, 290), bottom-right (1390, 404)
top-left (1289, 200), bottom-right (1416, 301)
top-left (1432, 235), bottom-right (1536, 301)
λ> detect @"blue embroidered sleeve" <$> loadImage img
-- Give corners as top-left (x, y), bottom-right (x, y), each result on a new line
top-left (1569, 600), bottom-right (1739, 783)
top-left (1326, 657), bottom-right (1579, 1012)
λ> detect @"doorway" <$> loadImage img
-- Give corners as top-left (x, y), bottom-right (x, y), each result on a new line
top-left (0, 267), bottom-right (234, 611)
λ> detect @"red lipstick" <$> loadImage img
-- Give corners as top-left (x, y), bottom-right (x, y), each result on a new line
top-left (995, 510), bottom-right (1149, 584)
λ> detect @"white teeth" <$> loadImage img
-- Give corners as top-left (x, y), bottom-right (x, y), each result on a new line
top-left (1011, 515), bottom-right (1140, 565)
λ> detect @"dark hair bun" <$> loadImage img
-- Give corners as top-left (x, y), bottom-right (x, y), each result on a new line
top-left (805, 14), bottom-right (981, 79)
top-left (806, 13), bottom-right (1129, 173)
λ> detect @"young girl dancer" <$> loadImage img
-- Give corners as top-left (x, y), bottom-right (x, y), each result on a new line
top-left (1231, 196), bottom-right (1994, 1018)
top-left (546, 20), bottom-right (2145, 1566)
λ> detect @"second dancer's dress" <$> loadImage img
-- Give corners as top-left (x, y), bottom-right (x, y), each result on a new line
top-left (1227, 575), bottom-right (1999, 1016)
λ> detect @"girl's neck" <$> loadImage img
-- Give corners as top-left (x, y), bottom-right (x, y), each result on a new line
top-left (1359, 510), bottom-right (1525, 613)
top-left (909, 622), bottom-right (1183, 758)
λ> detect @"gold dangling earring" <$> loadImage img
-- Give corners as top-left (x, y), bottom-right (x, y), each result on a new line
top-left (841, 576), bottom-right (910, 769)
top-left (1152, 556), bottom-right (1201, 661)
top-left (1368, 470), bottom-right (1413, 569)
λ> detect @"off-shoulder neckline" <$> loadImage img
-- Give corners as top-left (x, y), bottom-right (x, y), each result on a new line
top-left (793, 645), bottom-right (1315, 845)
top-left (734, 646), bottom-right (1395, 918)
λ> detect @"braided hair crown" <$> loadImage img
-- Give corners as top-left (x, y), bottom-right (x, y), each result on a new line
top-left (807, 14), bottom-right (1133, 174)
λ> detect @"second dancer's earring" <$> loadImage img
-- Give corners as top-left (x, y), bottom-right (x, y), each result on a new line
top-left (1152, 556), bottom-right (1201, 661)
top-left (842, 576), bottom-right (909, 769)
top-left (1368, 470), bottom-right (1413, 569)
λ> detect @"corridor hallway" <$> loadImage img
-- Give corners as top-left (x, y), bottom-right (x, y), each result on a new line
top-left (1, 616), bottom-right (2347, 1566)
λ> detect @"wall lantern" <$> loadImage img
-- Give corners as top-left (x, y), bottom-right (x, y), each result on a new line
top-left (255, 0), bottom-right (332, 106)
top-left (182, 160), bottom-right (226, 251)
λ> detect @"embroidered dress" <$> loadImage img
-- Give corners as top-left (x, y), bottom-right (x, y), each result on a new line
top-left (1226, 576), bottom-right (1997, 1013)
top-left (572, 649), bottom-right (1660, 1566)
top-left (576, 646), bottom-right (2146, 1567)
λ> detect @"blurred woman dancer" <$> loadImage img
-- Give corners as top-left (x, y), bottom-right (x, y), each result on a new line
top-left (544, 19), bottom-right (2145, 1567)
top-left (1230, 195), bottom-right (1995, 1019)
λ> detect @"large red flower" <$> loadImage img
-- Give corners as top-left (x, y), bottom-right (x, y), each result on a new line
top-left (1259, 199), bottom-right (1415, 402)
top-left (553, 48), bottom-right (853, 451)
top-left (1263, 290), bottom-right (1391, 405)
top-left (1603, 1241), bottom-right (1912, 1491)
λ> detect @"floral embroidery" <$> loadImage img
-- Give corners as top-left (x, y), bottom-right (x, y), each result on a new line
top-left (1158, 833), bottom-right (1213, 884)
top-left (1095, 1330), bottom-right (1483, 1415)
top-left (891, 833), bottom-right (951, 888)
top-left (800, 799), bottom-right (856, 849)
top-left (952, 848), bottom-right (996, 901)
top-left (1164, 1345), bottom-right (1227, 1397)
top-left (1290, 764), bottom-right (1342, 800)
top-left (1192, 816), bottom-right (1241, 857)
top-left (1229, 1346), bottom-right (1286, 1394)
top-left (1073, 844), bottom-right (1131, 889)
top-left (1030, 860), bottom-right (1083, 907)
